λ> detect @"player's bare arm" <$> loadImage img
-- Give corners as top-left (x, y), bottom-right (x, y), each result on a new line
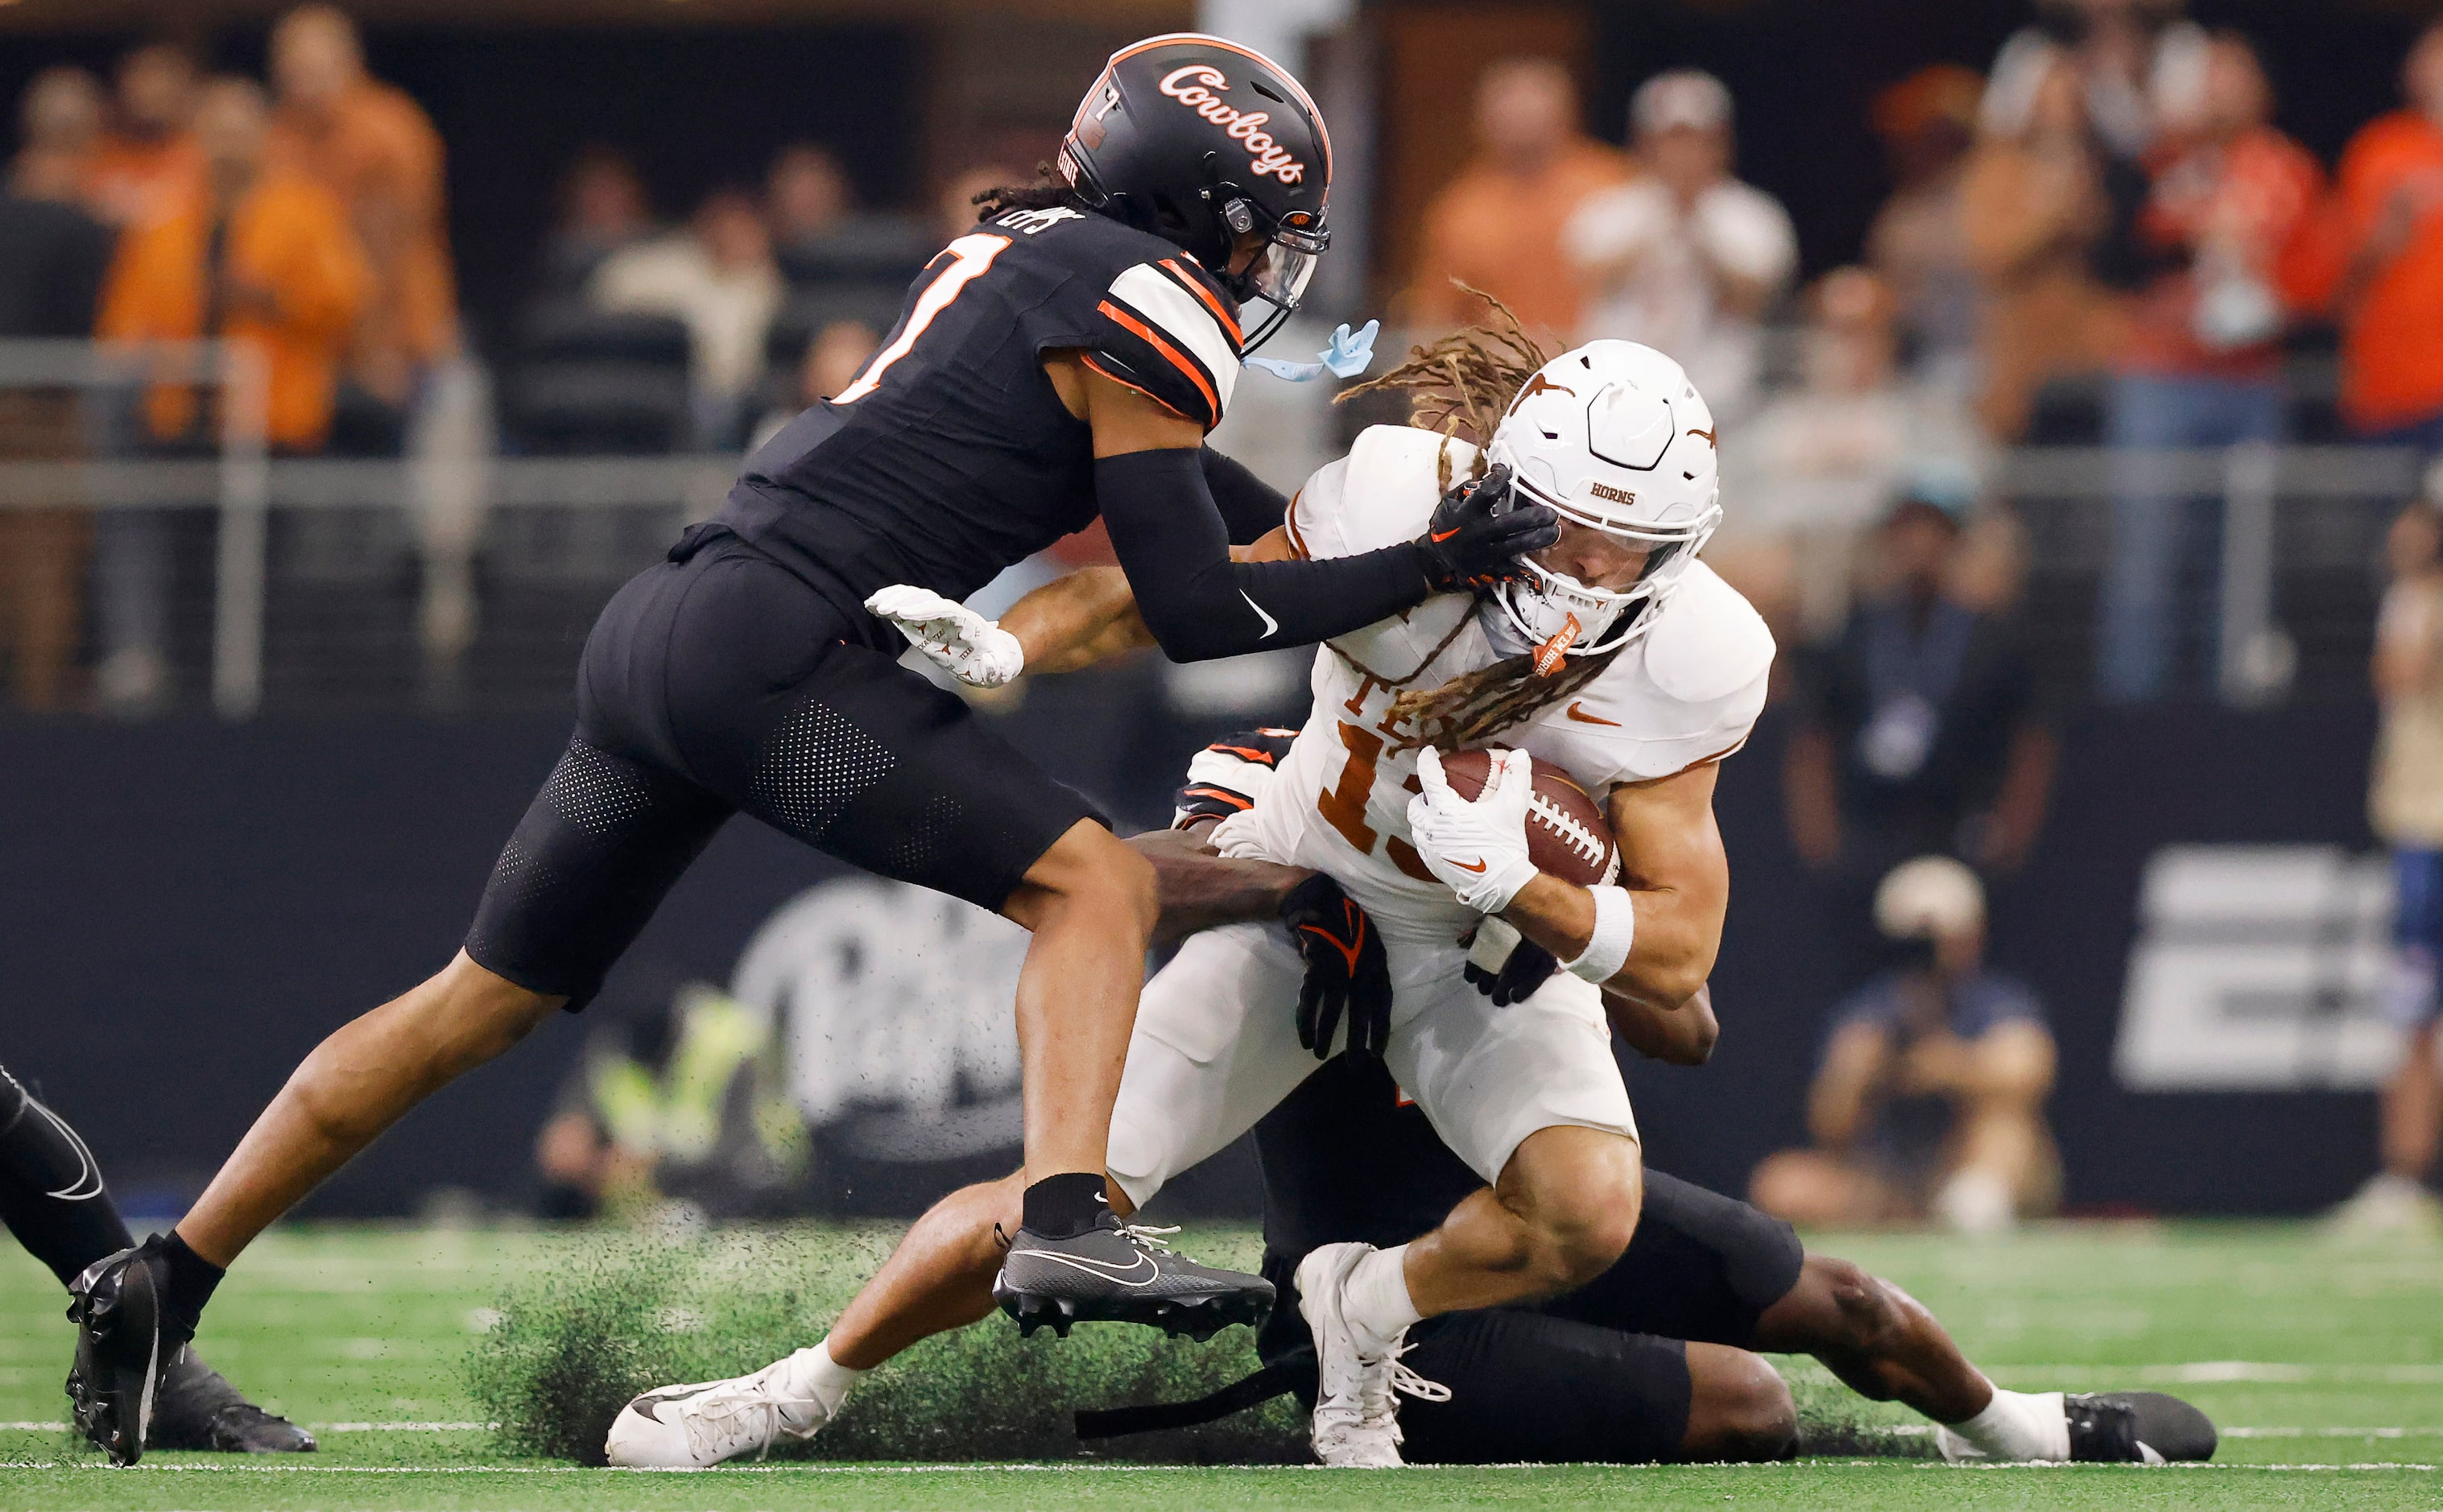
top-left (1607, 981), bottom-right (1721, 1067)
top-left (1500, 762), bottom-right (1730, 1015)
top-left (999, 565), bottom-right (1150, 675)
top-left (969, 523), bottom-right (1302, 680)
top-left (1130, 825), bottom-right (1310, 946)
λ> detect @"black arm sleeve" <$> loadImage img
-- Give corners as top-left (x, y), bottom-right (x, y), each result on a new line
top-left (1098, 448), bottom-right (1432, 663)
top-left (1201, 448), bottom-right (1291, 546)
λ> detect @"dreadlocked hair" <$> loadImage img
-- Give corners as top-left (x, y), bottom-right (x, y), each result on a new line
top-left (972, 166), bottom-right (1094, 222)
top-left (1337, 285), bottom-right (1625, 752)
top-left (1337, 285), bottom-right (1552, 469)
top-left (1387, 645), bottom-right (1625, 754)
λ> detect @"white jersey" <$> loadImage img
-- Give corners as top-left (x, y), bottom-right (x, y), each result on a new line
top-left (1210, 424), bottom-right (1775, 965)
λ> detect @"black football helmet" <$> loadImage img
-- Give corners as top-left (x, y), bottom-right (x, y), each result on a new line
top-left (1057, 32), bottom-right (1331, 352)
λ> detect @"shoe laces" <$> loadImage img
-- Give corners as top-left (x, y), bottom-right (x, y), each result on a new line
top-left (1117, 1222), bottom-right (1178, 1256)
top-left (1351, 1337), bottom-right (1448, 1447)
top-left (675, 1361), bottom-right (825, 1464)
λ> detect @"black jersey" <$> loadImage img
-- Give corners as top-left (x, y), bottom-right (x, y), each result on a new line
top-left (715, 204), bottom-right (1245, 626)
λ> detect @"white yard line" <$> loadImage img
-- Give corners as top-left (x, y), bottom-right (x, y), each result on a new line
top-left (2228, 1436), bottom-right (2433, 1446)
top-left (1993, 1361), bottom-right (2443, 1384)
top-left (316, 1421), bottom-right (496, 1431)
top-left (0, 1458), bottom-right (2435, 1475)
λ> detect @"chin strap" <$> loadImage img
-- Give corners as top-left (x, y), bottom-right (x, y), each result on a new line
top-left (1073, 1349), bottom-right (1318, 1440)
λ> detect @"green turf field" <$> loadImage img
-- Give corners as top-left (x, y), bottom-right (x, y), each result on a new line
top-left (0, 1221), bottom-right (2436, 1510)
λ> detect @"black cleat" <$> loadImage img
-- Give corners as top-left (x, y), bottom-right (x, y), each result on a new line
top-left (2067, 1391), bottom-right (2218, 1463)
top-left (65, 1241), bottom-right (176, 1465)
top-left (990, 1215), bottom-right (1273, 1342)
top-left (147, 1350), bottom-right (316, 1454)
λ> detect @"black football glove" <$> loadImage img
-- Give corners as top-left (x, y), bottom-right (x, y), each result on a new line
top-left (1415, 463), bottom-right (1560, 594)
top-left (1463, 918), bottom-right (1560, 1007)
top-left (1280, 873), bottom-right (1391, 1064)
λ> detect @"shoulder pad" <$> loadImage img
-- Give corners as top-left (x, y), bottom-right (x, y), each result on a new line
top-left (1082, 256), bottom-right (1242, 431)
top-left (1288, 425), bottom-right (1474, 559)
top-left (1640, 561), bottom-right (1775, 704)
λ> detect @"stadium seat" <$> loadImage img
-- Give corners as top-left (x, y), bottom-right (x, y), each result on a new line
top-left (502, 299), bottom-right (693, 454)
top-left (775, 216), bottom-right (930, 290)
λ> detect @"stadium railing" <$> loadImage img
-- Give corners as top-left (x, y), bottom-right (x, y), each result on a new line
top-left (0, 338), bottom-right (2420, 717)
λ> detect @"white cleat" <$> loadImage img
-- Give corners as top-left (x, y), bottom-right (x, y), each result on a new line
top-left (604, 1349), bottom-right (836, 1469)
top-left (1295, 1241), bottom-right (1449, 1468)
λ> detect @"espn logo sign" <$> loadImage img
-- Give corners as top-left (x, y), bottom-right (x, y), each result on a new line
top-left (2113, 845), bottom-right (2401, 1091)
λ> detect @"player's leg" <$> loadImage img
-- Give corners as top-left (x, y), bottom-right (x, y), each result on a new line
top-left (1391, 1310), bottom-right (1794, 1464)
top-left (0, 1060), bottom-right (132, 1285)
top-left (70, 552), bottom-right (740, 1464)
top-left (997, 820), bottom-right (1160, 1185)
top-left (671, 590), bottom-right (1283, 1324)
top-left (1, 1060), bottom-right (313, 1453)
top-left (811, 877), bottom-right (1324, 1369)
top-left (1752, 1256), bottom-right (1994, 1423)
top-left (172, 954), bottom-right (564, 1270)
top-left (1394, 1126), bottom-right (1644, 1316)
top-left (605, 922), bottom-right (1324, 1468)
top-left (1344, 972), bottom-right (1643, 1316)
top-left (1754, 1252), bottom-right (2214, 1462)
top-left (1295, 969), bottom-right (1643, 1465)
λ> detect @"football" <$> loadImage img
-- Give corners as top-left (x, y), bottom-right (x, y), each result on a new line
top-left (1436, 747), bottom-right (1620, 887)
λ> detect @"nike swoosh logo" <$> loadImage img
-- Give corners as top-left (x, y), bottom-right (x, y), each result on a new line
top-left (1012, 1248), bottom-right (1161, 1286)
top-left (1566, 701), bottom-right (1622, 727)
top-left (1240, 589), bottom-right (1279, 639)
top-left (35, 1102), bottom-right (101, 1201)
top-left (1429, 527), bottom-right (1460, 542)
top-left (632, 1384), bottom-right (718, 1423)
top-left (1452, 857), bottom-right (1488, 873)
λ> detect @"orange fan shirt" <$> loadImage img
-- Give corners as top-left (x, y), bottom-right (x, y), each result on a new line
top-left (97, 172), bottom-right (372, 450)
top-left (269, 80), bottom-right (459, 372)
top-left (85, 131), bottom-right (206, 230)
top-left (2338, 110), bottom-right (2443, 432)
top-left (1403, 140), bottom-right (1634, 343)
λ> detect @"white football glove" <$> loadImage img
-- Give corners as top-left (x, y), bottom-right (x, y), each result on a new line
top-left (1406, 746), bottom-right (1541, 915)
top-left (865, 585), bottom-right (1025, 689)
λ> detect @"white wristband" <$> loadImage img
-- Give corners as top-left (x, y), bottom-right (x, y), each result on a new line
top-left (1562, 885), bottom-right (1635, 983)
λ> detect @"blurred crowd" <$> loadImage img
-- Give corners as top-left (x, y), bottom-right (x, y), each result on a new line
top-left (1388, 0), bottom-right (2443, 1230)
top-left (1406, 0), bottom-right (2443, 706)
top-left (0, 6), bottom-right (1039, 712)
top-left (0, 2), bottom-right (2425, 1230)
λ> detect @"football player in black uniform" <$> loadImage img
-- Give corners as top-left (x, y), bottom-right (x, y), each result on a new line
top-left (68, 34), bottom-right (1560, 1464)
top-left (0, 1060), bottom-right (310, 1452)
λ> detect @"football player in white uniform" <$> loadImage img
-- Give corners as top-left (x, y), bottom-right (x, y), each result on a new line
top-left (606, 332), bottom-right (1771, 1469)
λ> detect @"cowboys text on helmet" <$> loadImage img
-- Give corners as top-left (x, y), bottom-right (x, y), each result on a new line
top-left (1055, 33), bottom-right (1332, 352)
top-left (1159, 65), bottom-right (1307, 182)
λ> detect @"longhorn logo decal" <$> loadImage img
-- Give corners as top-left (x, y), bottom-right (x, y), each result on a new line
top-left (1511, 373), bottom-right (1577, 412)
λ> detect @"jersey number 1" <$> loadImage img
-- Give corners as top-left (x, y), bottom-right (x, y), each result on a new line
top-left (833, 233), bottom-right (1012, 406)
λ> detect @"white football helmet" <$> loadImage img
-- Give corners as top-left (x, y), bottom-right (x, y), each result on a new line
top-left (1483, 341), bottom-right (1723, 655)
